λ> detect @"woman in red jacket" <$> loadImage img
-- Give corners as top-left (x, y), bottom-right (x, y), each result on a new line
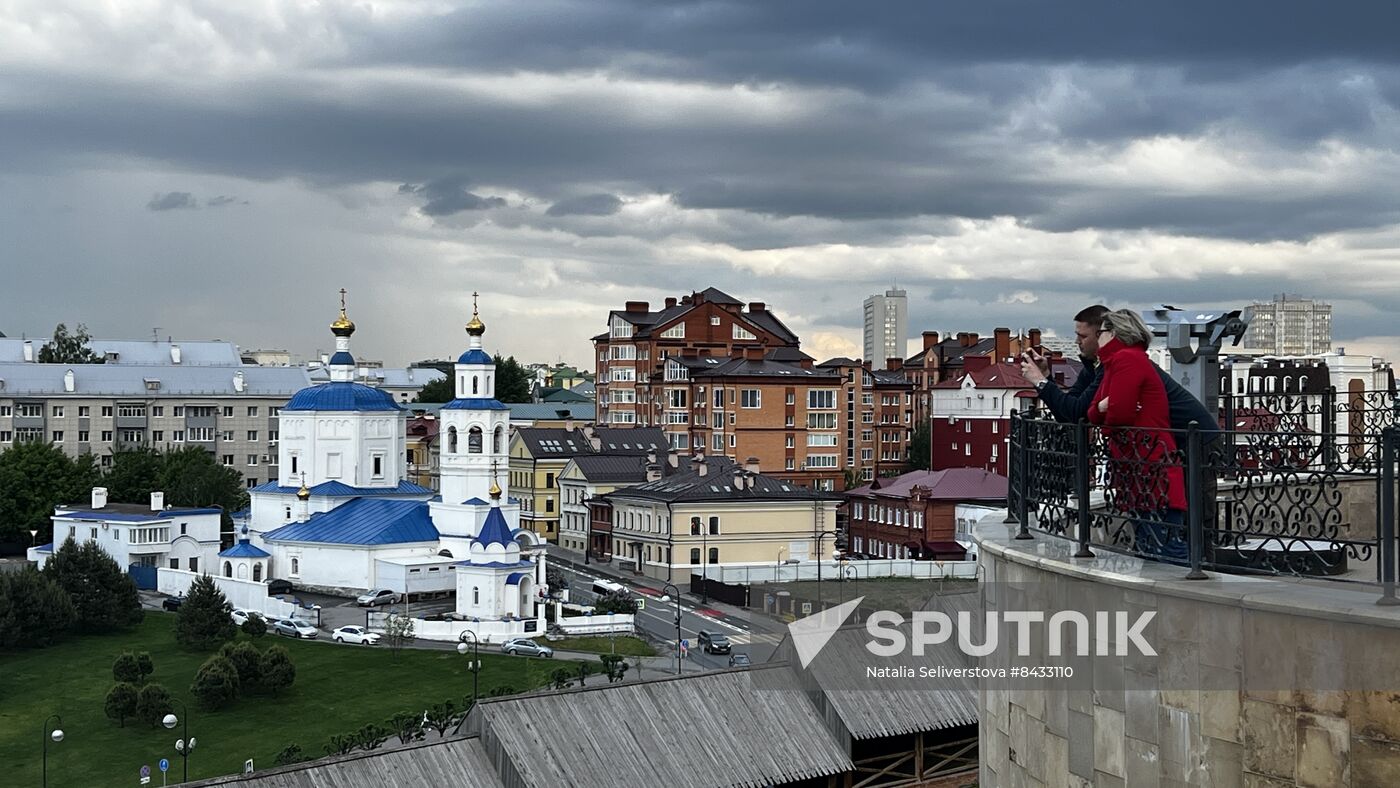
top-left (1086, 309), bottom-right (1188, 560)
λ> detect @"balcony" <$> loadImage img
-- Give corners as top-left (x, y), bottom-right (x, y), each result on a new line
top-left (1005, 388), bottom-right (1400, 602)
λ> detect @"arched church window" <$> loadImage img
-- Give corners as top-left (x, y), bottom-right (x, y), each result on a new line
top-left (291, 558), bottom-right (299, 575)
top-left (473, 587), bottom-right (480, 605)
top-left (448, 427), bottom-right (458, 454)
top-left (253, 563), bottom-right (262, 582)
top-left (493, 426), bottom-right (504, 454)
top-left (223, 561), bottom-right (233, 578)
top-left (473, 376), bottom-right (479, 395)
top-left (468, 426), bottom-right (483, 454)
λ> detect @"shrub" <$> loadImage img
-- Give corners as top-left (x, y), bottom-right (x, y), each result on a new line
top-left (0, 566), bottom-right (75, 648)
top-left (44, 538), bottom-right (143, 633)
top-left (135, 683), bottom-right (174, 728)
top-left (218, 641), bottom-right (262, 689)
top-left (273, 744), bottom-right (304, 767)
top-left (191, 655), bottom-right (241, 711)
top-left (113, 651), bottom-right (141, 684)
top-left (175, 574), bottom-right (236, 650)
top-left (241, 614), bottom-right (267, 639)
top-left (592, 589), bottom-right (637, 615)
top-left (104, 682), bottom-right (139, 727)
top-left (259, 645), bottom-right (296, 695)
top-left (136, 651), bottom-right (154, 683)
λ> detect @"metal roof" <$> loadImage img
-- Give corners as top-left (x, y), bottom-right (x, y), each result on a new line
top-left (0, 362), bottom-right (310, 397)
top-left (251, 480), bottom-right (434, 497)
top-left (506, 403), bottom-right (595, 422)
top-left (514, 427), bottom-right (666, 458)
top-left (457, 349), bottom-right (494, 365)
top-left (602, 457), bottom-right (840, 504)
top-left (219, 540), bottom-right (271, 558)
top-left (472, 505), bottom-right (514, 548)
top-left (465, 666), bottom-right (853, 788)
top-left (285, 381), bottom-right (402, 412)
top-left (442, 397), bottom-right (509, 411)
top-left (843, 468), bottom-right (1007, 501)
top-left (184, 736), bottom-right (504, 788)
top-left (262, 499), bottom-right (440, 546)
top-left (0, 338), bottom-right (243, 366)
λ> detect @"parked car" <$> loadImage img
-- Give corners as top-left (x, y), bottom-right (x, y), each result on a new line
top-left (266, 579), bottom-right (294, 596)
top-left (273, 618), bottom-right (318, 639)
top-left (162, 596), bottom-right (184, 612)
top-left (697, 630), bottom-right (731, 654)
top-left (500, 638), bottom-right (553, 658)
top-left (356, 588), bottom-right (401, 607)
top-left (230, 608), bottom-right (263, 626)
top-left (332, 626), bottom-right (380, 645)
top-left (728, 652), bottom-right (751, 668)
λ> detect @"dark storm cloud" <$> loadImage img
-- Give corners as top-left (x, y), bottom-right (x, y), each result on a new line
top-left (205, 195), bottom-right (245, 207)
top-left (546, 193), bottom-right (623, 217)
top-left (409, 176), bottom-right (508, 216)
top-left (147, 191), bottom-right (198, 211)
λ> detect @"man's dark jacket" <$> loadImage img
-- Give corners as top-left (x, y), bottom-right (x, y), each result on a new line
top-left (1037, 359), bottom-right (1220, 441)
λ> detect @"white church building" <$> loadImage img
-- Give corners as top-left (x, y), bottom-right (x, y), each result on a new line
top-left (241, 293), bottom-right (547, 635)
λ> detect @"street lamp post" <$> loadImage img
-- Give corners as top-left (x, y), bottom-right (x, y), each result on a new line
top-left (776, 547), bottom-right (787, 584)
top-left (699, 518), bottom-right (709, 604)
top-left (660, 582), bottom-right (682, 675)
top-left (837, 563), bottom-right (858, 608)
top-left (815, 530), bottom-right (839, 607)
top-left (42, 714), bottom-right (63, 788)
top-left (163, 699), bottom-right (195, 783)
top-left (456, 629), bottom-right (481, 705)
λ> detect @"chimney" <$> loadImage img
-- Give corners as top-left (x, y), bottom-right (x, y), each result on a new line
top-left (743, 347), bottom-right (764, 361)
top-left (956, 332), bottom-right (969, 347)
top-left (565, 417), bottom-right (575, 432)
top-left (667, 448), bottom-right (679, 469)
top-left (694, 449), bottom-right (707, 477)
top-left (91, 487), bottom-right (108, 509)
top-left (748, 302), bottom-right (765, 313)
top-left (624, 301), bottom-right (649, 313)
top-left (681, 347), bottom-right (699, 359)
top-left (1029, 328), bottom-right (1042, 348)
top-left (691, 290), bottom-right (705, 305)
top-left (646, 463), bottom-right (662, 482)
top-left (665, 297), bottom-right (677, 309)
top-left (744, 456), bottom-right (761, 474)
top-left (22, 340), bottom-right (33, 362)
top-left (64, 369), bottom-right (75, 392)
top-left (150, 491), bottom-right (165, 511)
top-left (646, 449), bottom-right (658, 465)
top-left (732, 465), bottom-right (745, 488)
top-left (681, 295), bottom-right (693, 305)
top-left (170, 344), bottom-right (182, 364)
top-left (886, 358), bottom-right (904, 371)
top-left (964, 354), bottom-right (992, 372)
top-left (922, 331), bottom-right (940, 351)
top-left (233, 370), bottom-right (245, 393)
top-left (994, 328), bottom-right (1011, 361)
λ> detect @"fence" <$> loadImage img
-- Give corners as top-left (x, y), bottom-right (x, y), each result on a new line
top-left (699, 558), bottom-right (979, 587)
top-left (1006, 387), bottom-right (1400, 604)
top-left (365, 610), bottom-right (544, 644)
top-left (156, 568), bottom-right (303, 620)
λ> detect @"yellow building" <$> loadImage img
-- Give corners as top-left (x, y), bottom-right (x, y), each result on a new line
top-left (602, 454), bottom-right (842, 582)
top-left (507, 425), bottom-right (667, 542)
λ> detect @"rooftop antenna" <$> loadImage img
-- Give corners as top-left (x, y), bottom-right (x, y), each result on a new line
top-left (152, 327), bottom-right (161, 342)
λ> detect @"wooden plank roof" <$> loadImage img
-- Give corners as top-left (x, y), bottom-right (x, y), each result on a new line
top-left (186, 736), bottom-right (504, 788)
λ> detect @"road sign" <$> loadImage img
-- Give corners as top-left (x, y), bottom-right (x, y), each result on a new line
top-left (801, 602), bottom-right (813, 615)
top-left (140, 765), bottom-right (151, 785)
top-left (680, 639), bottom-right (689, 649)
top-left (635, 598), bottom-right (646, 610)
top-left (159, 759), bottom-right (169, 773)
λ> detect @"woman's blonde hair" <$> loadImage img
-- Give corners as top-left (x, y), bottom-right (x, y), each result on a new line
top-left (1101, 309), bottom-right (1152, 348)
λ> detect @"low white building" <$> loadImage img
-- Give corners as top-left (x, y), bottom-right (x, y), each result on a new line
top-left (30, 487), bottom-right (222, 576)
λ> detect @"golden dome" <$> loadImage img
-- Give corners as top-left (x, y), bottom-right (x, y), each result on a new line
top-left (330, 289), bottom-right (356, 337)
top-left (297, 475), bottom-right (311, 501)
top-left (465, 290), bottom-right (486, 336)
top-left (489, 478), bottom-right (502, 499)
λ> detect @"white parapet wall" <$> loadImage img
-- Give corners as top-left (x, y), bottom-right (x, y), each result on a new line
top-left (703, 558), bottom-right (980, 586)
top-left (555, 612), bottom-right (635, 636)
top-left (156, 568), bottom-right (303, 621)
top-left (365, 611), bottom-right (545, 645)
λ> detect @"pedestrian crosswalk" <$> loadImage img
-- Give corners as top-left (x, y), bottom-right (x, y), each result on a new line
top-left (725, 632), bottom-right (784, 646)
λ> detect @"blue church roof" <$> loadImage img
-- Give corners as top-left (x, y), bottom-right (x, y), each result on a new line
top-left (328, 351), bottom-right (356, 366)
top-left (250, 480), bottom-right (434, 497)
top-left (505, 571), bottom-right (528, 585)
top-left (263, 498), bottom-right (440, 546)
top-left (473, 505), bottom-right (515, 548)
top-left (457, 349), bottom-right (493, 365)
top-left (220, 541), bottom-right (271, 558)
top-left (285, 382), bottom-right (401, 412)
top-left (442, 398), bottom-right (508, 411)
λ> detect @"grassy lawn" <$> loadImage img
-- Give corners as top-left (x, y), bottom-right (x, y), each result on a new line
top-left (548, 635), bottom-right (656, 656)
top-left (0, 613), bottom-right (569, 786)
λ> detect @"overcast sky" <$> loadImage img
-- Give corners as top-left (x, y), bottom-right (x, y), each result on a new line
top-left (4, 1), bottom-right (1400, 368)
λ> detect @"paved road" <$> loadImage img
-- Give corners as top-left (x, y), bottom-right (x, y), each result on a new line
top-left (551, 561), bottom-right (782, 672)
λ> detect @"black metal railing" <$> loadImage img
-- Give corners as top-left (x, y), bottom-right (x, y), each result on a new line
top-left (1007, 388), bottom-right (1400, 605)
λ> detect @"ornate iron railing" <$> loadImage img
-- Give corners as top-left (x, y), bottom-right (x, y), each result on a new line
top-left (1006, 388), bottom-right (1400, 605)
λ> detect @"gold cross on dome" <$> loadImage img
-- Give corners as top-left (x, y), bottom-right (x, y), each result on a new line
top-left (472, 291), bottom-right (479, 316)
top-left (339, 288), bottom-right (347, 311)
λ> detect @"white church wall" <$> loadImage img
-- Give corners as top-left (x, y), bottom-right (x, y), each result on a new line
top-left (556, 611), bottom-right (635, 636)
top-left (366, 612), bottom-right (543, 644)
top-left (156, 568), bottom-right (302, 620)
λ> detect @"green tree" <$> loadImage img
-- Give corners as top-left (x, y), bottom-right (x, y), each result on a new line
top-left (323, 734), bottom-right (358, 756)
top-left (135, 683), bottom-right (173, 728)
top-left (241, 614), bottom-right (267, 639)
top-left (549, 667), bottom-right (574, 690)
top-left (218, 641), bottom-right (263, 689)
top-left (113, 652), bottom-right (142, 684)
top-left (0, 566), bottom-right (75, 648)
top-left (599, 654), bottom-right (629, 683)
top-left (159, 446), bottom-right (249, 532)
top-left (44, 538), bottom-right (143, 633)
top-left (105, 682), bottom-right (140, 727)
top-left (424, 701), bottom-right (457, 737)
top-left (387, 711), bottom-right (425, 745)
top-left (273, 744), bottom-right (304, 767)
top-left (136, 651), bottom-right (154, 684)
top-left (412, 376), bottom-right (453, 403)
top-left (104, 447), bottom-right (164, 504)
top-left (492, 354), bottom-right (532, 403)
top-left (907, 419), bottom-right (931, 471)
top-left (0, 440), bottom-right (101, 545)
top-left (259, 645), bottom-right (296, 695)
top-left (175, 574), bottom-right (236, 650)
top-left (592, 590), bottom-right (637, 615)
top-left (352, 723), bottom-right (390, 751)
top-left (191, 655), bottom-right (241, 710)
top-left (37, 322), bottom-right (103, 364)
top-left (384, 613), bottom-right (415, 660)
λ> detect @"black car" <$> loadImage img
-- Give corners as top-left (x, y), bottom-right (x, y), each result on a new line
top-left (266, 579), bottom-right (294, 596)
top-left (697, 630), bottom-right (731, 654)
top-left (162, 596), bottom-right (184, 612)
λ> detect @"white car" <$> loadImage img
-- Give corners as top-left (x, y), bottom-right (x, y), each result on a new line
top-left (356, 589), bottom-right (401, 607)
top-left (230, 608), bottom-right (262, 626)
top-left (333, 626), bottom-right (381, 645)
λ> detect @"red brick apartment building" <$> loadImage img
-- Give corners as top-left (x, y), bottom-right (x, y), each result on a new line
top-left (905, 328), bottom-right (1044, 424)
top-left (594, 288), bottom-right (916, 490)
top-left (843, 468), bottom-right (1007, 560)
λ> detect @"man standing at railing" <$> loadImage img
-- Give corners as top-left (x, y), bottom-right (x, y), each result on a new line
top-left (1020, 304), bottom-right (1218, 440)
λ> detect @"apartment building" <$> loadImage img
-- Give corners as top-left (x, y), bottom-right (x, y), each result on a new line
top-left (928, 356), bottom-right (1037, 475)
top-left (557, 450), bottom-right (695, 556)
top-left (593, 287), bottom-right (802, 430)
top-left (507, 425), bottom-right (667, 542)
top-left (813, 358), bottom-right (916, 484)
top-left (843, 468), bottom-right (1006, 561)
top-left (904, 328), bottom-right (1044, 424)
top-left (0, 363), bottom-right (311, 487)
top-left (601, 454), bottom-right (842, 581)
top-left (862, 287), bottom-right (908, 368)
top-left (1242, 294), bottom-right (1333, 356)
